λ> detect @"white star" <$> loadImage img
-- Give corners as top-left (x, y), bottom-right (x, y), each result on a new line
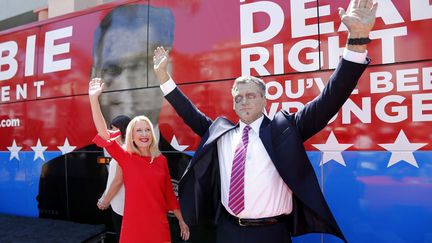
top-left (7, 140), bottom-right (22, 161)
top-left (312, 131), bottom-right (353, 166)
top-left (57, 138), bottom-right (76, 155)
top-left (31, 139), bottom-right (48, 161)
top-left (378, 130), bottom-right (427, 168)
top-left (170, 135), bottom-right (189, 151)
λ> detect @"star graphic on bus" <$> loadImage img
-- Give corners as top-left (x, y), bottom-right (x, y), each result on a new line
top-left (31, 139), bottom-right (48, 161)
top-left (378, 130), bottom-right (427, 168)
top-left (57, 138), bottom-right (76, 155)
top-left (7, 140), bottom-right (22, 161)
top-left (312, 131), bottom-right (353, 166)
top-left (170, 135), bottom-right (189, 151)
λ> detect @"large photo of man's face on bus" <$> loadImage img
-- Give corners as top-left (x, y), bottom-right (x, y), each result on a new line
top-left (91, 4), bottom-right (174, 126)
top-left (90, 3), bottom-right (191, 192)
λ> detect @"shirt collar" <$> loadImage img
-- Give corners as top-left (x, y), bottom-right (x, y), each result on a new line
top-left (239, 115), bottom-right (264, 134)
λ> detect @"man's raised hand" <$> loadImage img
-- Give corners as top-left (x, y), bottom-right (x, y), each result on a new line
top-left (153, 46), bottom-right (171, 84)
top-left (153, 46), bottom-right (169, 70)
top-left (339, 0), bottom-right (378, 38)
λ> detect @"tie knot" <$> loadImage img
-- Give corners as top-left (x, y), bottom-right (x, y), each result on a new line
top-left (243, 125), bottom-right (251, 133)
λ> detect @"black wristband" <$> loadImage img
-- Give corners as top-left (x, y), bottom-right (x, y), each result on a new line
top-left (347, 37), bottom-right (371, 45)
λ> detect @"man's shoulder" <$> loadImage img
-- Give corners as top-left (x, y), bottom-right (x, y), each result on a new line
top-left (269, 110), bottom-right (296, 128)
top-left (207, 116), bottom-right (236, 134)
top-left (273, 110), bottom-right (295, 121)
top-left (212, 116), bottom-right (234, 125)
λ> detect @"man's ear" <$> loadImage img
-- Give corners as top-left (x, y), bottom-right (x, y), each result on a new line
top-left (261, 97), bottom-right (267, 114)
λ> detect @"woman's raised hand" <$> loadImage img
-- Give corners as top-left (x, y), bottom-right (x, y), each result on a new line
top-left (89, 77), bottom-right (104, 100)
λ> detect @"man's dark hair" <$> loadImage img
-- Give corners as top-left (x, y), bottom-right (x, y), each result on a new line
top-left (91, 4), bottom-right (174, 77)
top-left (110, 115), bottom-right (131, 141)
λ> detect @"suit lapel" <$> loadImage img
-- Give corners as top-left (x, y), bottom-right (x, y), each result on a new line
top-left (259, 116), bottom-right (277, 164)
top-left (188, 115), bottom-right (278, 173)
top-left (189, 117), bottom-right (236, 168)
top-left (205, 119), bottom-right (237, 147)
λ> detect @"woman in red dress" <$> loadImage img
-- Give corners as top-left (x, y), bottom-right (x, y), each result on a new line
top-left (89, 78), bottom-right (190, 243)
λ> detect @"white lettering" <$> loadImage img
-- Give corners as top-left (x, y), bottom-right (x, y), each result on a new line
top-left (0, 41), bottom-right (18, 81)
top-left (327, 36), bottom-right (344, 69)
top-left (285, 79), bottom-right (305, 99)
top-left (396, 68), bottom-right (419, 92)
top-left (370, 71), bottom-right (394, 94)
top-left (0, 118), bottom-right (20, 127)
top-left (33, 81), bottom-right (45, 97)
top-left (266, 81), bottom-right (283, 100)
top-left (375, 95), bottom-right (407, 123)
top-left (423, 67), bottom-right (432, 90)
top-left (25, 35), bottom-right (36, 77)
top-left (43, 26), bottom-right (73, 73)
top-left (376, 0), bottom-right (404, 24)
top-left (1, 86), bottom-right (10, 101)
top-left (342, 98), bottom-right (371, 124)
top-left (240, 1), bottom-right (284, 45)
top-left (411, 0), bottom-right (432, 21)
top-left (273, 43), bottom-right (284, 74)
top-left (288, 39), bottom-right (320, 71)
top-left (241, 46), bottom-right (270, 76)
top-left (370, 27), bottom-right (407, 64)
top-left (412, 93), bottom-right (432, 121)
top-left (16, 83), bottom-right (27, 100)
top-left (291, 0), bottom-right (332, 38)
top-left (0, 81), bottom-right (45, 102)
top-left (312, 78), bottom-right (325, 92)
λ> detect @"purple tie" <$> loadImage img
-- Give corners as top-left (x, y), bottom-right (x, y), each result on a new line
top-left (228, 125), bottom-right (251, 215)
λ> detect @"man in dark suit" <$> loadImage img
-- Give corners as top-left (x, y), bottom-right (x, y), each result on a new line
top-left (153, 1), bottom-right (377, 242)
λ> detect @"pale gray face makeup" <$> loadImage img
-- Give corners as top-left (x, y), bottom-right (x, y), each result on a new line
top-left (232, 83), bottom-right (266, 124)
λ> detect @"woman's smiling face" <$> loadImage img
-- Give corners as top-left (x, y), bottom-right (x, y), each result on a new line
top-left (132, 120), bottom-right (153, 150)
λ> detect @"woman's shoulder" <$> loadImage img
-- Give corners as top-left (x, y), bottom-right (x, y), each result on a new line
top-left (155, 154), bottom-right (167, 162)
top-left (136, 153), bottom-right (166, 163)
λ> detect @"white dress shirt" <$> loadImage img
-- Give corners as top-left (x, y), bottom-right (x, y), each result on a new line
top-left (218, 117), bottom-right (293, 218)
top-left (103, 149), bottom-right (125, 215)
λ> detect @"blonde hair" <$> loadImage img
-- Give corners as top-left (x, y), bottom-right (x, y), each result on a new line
top-left (125, 115), bottom-right (161, 161)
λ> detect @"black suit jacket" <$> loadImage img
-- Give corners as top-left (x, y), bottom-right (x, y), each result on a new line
top-left (165, 59), bottom-right (369, 243)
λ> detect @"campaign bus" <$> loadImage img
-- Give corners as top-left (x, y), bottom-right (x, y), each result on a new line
top-left (0, 0), bottom-right (431, 242)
